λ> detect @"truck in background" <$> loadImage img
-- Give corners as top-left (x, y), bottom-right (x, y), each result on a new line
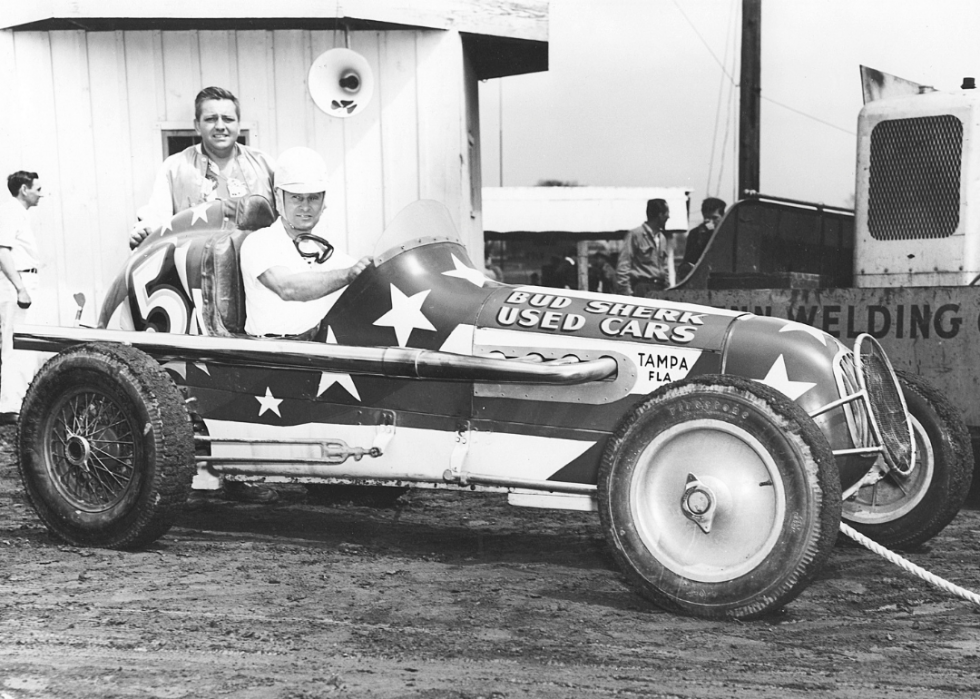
top-left (665, 77), bottom-right (980, 549)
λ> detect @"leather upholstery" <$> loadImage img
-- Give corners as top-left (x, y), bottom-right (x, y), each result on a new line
top-left (200, 195), bottom-right (275, 335)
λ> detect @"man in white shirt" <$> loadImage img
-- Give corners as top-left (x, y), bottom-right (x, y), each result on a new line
top-left (240, 147), bottom-right (371, 338)
top-left (0, 171), bottom-right (45, 423)
top-left (224, 148), bottom-right (370, 503)
top-left (616, 198), bottom-right (673, 297)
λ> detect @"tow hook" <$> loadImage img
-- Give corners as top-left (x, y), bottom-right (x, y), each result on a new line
top-left (681, 473), bottom-right (716, 534)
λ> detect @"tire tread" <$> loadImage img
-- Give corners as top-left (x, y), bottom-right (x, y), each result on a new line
top-left (17, 343), bottom-right (194, 549)
top-left (845, 369), bottom-right (973, 550)
top-left (598, 374), bottom-right (841, 620)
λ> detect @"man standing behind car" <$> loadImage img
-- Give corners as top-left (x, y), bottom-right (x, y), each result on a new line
top-left (0, 171), bottom-right (44, 425)
top-left (240, 146), bottom-right (372, 339)
top-left (616, 198), bottom-right (672, 297)
top-left (130, 86), bottom-right (275, 249)
top-left (678, 197), bottom-right (726, 280)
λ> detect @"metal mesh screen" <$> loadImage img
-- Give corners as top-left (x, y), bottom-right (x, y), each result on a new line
top-left (868, 115), bottom-right (962, 241)
top-left (855, 336), bottom-right (914, 474)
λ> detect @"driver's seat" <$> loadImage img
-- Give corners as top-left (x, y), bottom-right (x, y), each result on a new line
top-left (200, 195), bottom-right (275, 336)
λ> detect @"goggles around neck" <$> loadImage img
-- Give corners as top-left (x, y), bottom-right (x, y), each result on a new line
top-left (293, 233), bottom-right (334, 264)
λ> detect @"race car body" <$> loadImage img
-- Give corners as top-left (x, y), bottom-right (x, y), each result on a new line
top-left (76, 199), bottom-right (878, 494)
top-left (15, 197), bottom-right (944, 620)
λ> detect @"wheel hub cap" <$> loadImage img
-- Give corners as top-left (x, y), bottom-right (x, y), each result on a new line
top-left (65, 433), bottom-right (92, 469)
top-left (681, 473), bottom-right (716, 534)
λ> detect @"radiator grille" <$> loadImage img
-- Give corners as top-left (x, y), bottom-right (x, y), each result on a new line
top-left (855, 335), bottom-right (914, 475)
top-left (868, 115), bottom-right (962, 240)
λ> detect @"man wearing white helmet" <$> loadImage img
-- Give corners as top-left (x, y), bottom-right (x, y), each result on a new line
top-left (239, 146), bottom-right (372, 338)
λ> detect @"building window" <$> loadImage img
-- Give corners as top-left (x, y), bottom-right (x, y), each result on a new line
top-left (161, 129), bottom-right (250, 158)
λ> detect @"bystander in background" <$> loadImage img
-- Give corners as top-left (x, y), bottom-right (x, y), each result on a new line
top-left (588, 243), bottom-right (616, 293)
top-left (485, 251), bottom-right (504, 282)
top-left (616, 198), bottom-right (671, 297)
top-left (678, 197), bottom-right (726, 280)
top-left (0, 171), bottom-right (45, 424)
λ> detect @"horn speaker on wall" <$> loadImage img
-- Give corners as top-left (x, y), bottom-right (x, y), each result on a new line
top-left (308, 48), bottom-right (375, 118)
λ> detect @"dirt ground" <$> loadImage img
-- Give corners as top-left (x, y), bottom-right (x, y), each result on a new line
top-left (2, 425), bottom-right (980, 699)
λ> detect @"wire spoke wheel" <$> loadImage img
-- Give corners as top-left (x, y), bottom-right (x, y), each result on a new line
top-left (18, 343), bottom-right (195, 549)
top-left (46, 389), bottom-right (139, 512)
top-left (598, 375), bottom-right (841, 620)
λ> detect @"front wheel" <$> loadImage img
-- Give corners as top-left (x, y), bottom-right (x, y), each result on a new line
top-left (843, 370), bottom-right (973, 550)
top-left (598, 375), bottom-right (841, 620)
top-left (17, 343), bottom-right (195, 549)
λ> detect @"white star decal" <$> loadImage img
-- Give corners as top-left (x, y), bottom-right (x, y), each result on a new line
top-left (373, 284), bottom-right (436, 347)
top-left (190, 202), bottom-right (211, 226)
top-left (757, 355), bottom-right (816, 401)
top-left (162, 361), bottom-right (187, 379)
top-left (317, 372), bottom-right (360, 400)
top-left (162, 216), bottom-right (175, 234)
top-left (256, 387), bottom-right (283, 417)
top-left (779, 320), bottom-right (830, 346)
top-left (175, 242), bottom-right (192, 295)
top-left (163, 361), bottom-right (210, 377)
top-left (315, 327), bottom-right (360, 398)
top-left (191, 288), bottom-right (207, 336)
top-left (442, 254), bottom-right (487, 287)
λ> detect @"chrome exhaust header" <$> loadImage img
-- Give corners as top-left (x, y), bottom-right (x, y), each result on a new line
top-left (14, 325), bottom-right (617, 386)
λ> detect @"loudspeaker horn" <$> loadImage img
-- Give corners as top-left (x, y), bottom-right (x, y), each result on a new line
top-left (308, 48), bottom-right (375, 118)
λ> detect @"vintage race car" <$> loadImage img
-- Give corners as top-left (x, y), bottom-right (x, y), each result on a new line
top-left (13, 197), bottom-right (970, 620)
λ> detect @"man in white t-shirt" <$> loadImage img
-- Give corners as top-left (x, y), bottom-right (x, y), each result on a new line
top-left (0, 171), bottom-right (45, 423)
top-left (240, 147), bottom-right (371, 338)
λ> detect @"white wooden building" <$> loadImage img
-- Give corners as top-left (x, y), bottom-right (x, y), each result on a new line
top-left (0, 0), bottom-right (547, 325)
top-left (484, 186), bottom-right (692, 231)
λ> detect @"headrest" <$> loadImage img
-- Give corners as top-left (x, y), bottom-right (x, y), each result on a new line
top-left (231, 195), bottom-right (276, 231)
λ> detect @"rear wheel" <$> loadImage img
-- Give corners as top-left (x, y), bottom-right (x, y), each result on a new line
top-left (843, 370), bottom-right (973, 550)
top-left (17, 343), bottom-right (195, 548)
top-left (598, 375), bottom-right (841, 620)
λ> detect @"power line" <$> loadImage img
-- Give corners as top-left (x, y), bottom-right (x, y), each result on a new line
top-left (676, 0), bottom-right (854, 200)
top-left (761, 95), bottom-right (856, 136)
top-left (673, 0), bottom-right (737, 86)
top-left (717, 76), bottom-right (738, 201)
top-left (706, 0), bottom-right (737, 196)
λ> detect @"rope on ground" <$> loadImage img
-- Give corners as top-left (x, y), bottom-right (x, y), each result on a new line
top-left (839, 522), bottom-right (980, 607)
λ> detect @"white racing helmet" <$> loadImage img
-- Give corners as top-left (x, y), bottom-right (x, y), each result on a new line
top-left (275, 146), bottom-right (328, 194)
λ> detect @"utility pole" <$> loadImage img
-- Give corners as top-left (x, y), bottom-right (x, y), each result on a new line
top-left (738, 0), bottom-right (761, 198)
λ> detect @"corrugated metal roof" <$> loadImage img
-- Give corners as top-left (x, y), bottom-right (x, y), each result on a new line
top-left (0, 0), bottom-right (547, 41)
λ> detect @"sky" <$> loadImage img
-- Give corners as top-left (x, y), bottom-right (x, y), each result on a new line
top-left (478, 0), bottom-right (980, 216)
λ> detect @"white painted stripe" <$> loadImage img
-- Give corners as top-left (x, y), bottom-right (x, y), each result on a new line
top-left (438, 323), bottom-right (475, 354)
top-left (201, 418), bottom-right (597, 484)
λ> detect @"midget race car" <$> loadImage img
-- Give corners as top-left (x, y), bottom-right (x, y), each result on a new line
top-left (12, 197), bottom-right (972, 620)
